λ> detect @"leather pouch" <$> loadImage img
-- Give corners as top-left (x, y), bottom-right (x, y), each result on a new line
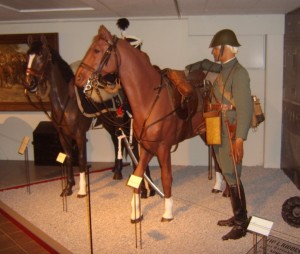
top-left (205, 111), bottom-right (221, 145)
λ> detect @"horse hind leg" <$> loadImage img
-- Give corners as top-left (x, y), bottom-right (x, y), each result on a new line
top-left (104, 121), bottom-right (123, 180)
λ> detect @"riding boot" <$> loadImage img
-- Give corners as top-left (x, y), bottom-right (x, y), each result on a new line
top-left (221, 183), bottom-right (248, 240)
top-left (222, 181), bottom-right (230, 198)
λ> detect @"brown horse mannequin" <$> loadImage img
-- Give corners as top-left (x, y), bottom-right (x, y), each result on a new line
top-left (75, 25), bottom-right (208, 222)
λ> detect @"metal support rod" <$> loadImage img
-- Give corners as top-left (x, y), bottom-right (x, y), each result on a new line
top-left (61, 164), bottom-right (67, 212)
top-left (208, 145), bottom-right (213, 180)
top-left (24, 147), bottom-right (31, 194)
top-left (86, 164), bottom-right (94, 254)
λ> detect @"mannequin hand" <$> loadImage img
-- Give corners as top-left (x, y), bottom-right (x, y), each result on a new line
top-left (233, 138), bottom-right (244, 164)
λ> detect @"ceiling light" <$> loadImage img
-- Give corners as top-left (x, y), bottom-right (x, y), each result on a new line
top-left (19, 7), bottom-right (94, 13)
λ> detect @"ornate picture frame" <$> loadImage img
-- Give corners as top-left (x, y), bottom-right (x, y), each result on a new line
top-left (0, 33), bottom-right (59, 111)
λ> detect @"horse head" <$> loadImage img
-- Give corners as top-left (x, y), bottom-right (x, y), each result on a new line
top-left (24, 35), bottom-right (51, 98)
top-left (75, 25), bottom-right (119, 89)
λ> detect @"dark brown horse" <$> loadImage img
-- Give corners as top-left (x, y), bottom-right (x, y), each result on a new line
top-left (75, 25), bottom-right (207, 222)
top-left (24, 35), bottom-right (155, 198)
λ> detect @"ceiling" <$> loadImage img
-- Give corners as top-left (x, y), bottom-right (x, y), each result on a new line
top-left (0, 0), bottom-right (299, 23)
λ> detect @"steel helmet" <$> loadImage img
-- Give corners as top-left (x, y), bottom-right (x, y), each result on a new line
top-left (209, 29), bottom-right (241, 48)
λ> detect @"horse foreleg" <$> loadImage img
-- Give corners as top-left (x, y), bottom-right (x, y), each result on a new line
top-left (59, 135), bottom-right (75, 197)
top-left (60, 158), bottom-right (75, 197)
top-left (157, 148), bottom-right (174, 222)
top-left (130, 147), bottom-right (153, 223)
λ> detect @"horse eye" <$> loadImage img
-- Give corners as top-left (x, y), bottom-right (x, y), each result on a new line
top-left (94, 48), bottom-right (100, 54)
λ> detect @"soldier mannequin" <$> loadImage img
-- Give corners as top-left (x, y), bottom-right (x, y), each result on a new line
top-left (209, 29), bottom-right (253, 240)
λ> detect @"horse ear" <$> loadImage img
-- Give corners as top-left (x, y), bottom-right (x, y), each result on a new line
top-left (99, 25), bottom-right (112, 40)
top-left (40, 35), bottom-right (48, 48)
top-left (27, 35), bottom-right (33, 46)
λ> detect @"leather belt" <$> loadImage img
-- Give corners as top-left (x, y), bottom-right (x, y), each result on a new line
top-left (209, 104), bottom-right (236, 111)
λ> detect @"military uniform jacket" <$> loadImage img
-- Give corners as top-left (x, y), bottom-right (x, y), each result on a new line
top-left (212, 58), bottom-right (253, 140)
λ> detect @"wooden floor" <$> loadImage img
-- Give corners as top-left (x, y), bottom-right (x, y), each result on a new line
top-left (0, 160), bottom-right (115, 254)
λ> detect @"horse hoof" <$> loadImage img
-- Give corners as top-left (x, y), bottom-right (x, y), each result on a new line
top-left (77, 194), bottom-right (87, 198)
top-left (131, 215), bottom-right (143, 224)
top-left (60, 189), bottom-right (73, 197)
top-left (141, 190), bottom-right (147, 199)
top-left (113, 172), bottom-right (123, 180)
top-left (161, 217), bottom-right (174, 222)
top-left (149, 190), bottom-right (156, 197)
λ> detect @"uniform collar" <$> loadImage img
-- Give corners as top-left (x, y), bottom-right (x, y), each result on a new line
top-left (222, 57), bottom-right (238, 69)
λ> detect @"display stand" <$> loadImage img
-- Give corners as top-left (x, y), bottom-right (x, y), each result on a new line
top-left (56, 153), bottom-right (68, 212)
top-left (18, 136), bottom-right (31, 194)
top-left (247, 216), bottom-right (273, 254)
top-left (86, 164), bottom-right (94, 254)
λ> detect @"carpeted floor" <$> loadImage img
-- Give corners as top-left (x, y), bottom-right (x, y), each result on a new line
top-left (0, 165), bottom-right (299, 254)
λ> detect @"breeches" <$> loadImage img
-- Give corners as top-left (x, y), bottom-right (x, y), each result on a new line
top-left (213, 136), bottom-right (242, 185)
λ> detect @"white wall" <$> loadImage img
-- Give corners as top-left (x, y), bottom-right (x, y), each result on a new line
top-left (0, 15), bottom-right (284, 168)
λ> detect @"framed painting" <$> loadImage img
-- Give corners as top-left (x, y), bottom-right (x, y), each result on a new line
top-left (0, 33), bottom-right (59, 111)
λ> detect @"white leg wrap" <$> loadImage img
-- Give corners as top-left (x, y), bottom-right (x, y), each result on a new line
top-left (213, 172), bottom-right (224, 191)
top-left (162, 197), bottom-right (174, 220)
top-left (77, 172), bottom-right (86, 195)
top-left (130, 193), bottom-right (142, 220)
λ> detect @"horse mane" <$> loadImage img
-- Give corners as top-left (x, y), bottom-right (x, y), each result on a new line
top-left (28, 40), bottom-right (74, 84)
top-left (49, 47), bottom-right (74, 84)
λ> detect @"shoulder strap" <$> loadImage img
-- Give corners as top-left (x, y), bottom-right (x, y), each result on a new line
top-left (217, 63), bottom-right (238, 106)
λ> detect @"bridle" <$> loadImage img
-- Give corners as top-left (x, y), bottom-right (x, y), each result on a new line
top-left (25, 47), bottom-right (71, 127)
top-left (24, 48), bottom-right (52, 114)
top-left (25, 48), bottom-right (52, 90)
top-left (78, 35), bottom-right (131, 127)
top-left (79, 35), bottom-right (119, 79)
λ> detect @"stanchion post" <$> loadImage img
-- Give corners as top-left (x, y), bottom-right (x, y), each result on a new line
top-left (60, 163), bottom-right (67, 212)
top-left (208, 145), bottom-right (213, 180)
top-left (57, 153), bottom-right (67, 212)
top-left (18, 136), bottom-right (31, 194)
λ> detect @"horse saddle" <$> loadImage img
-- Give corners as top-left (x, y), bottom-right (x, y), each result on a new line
top-left (165, 69), bottom-right (198, 120)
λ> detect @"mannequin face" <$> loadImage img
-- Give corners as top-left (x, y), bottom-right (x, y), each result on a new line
top-left (211, 46), bottom-right (235, 63)
top-left (211, 46), bottom-right (221, 62)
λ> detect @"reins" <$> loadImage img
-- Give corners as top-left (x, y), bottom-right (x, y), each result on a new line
top-left (82, 34), bottom-right (182, 143)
